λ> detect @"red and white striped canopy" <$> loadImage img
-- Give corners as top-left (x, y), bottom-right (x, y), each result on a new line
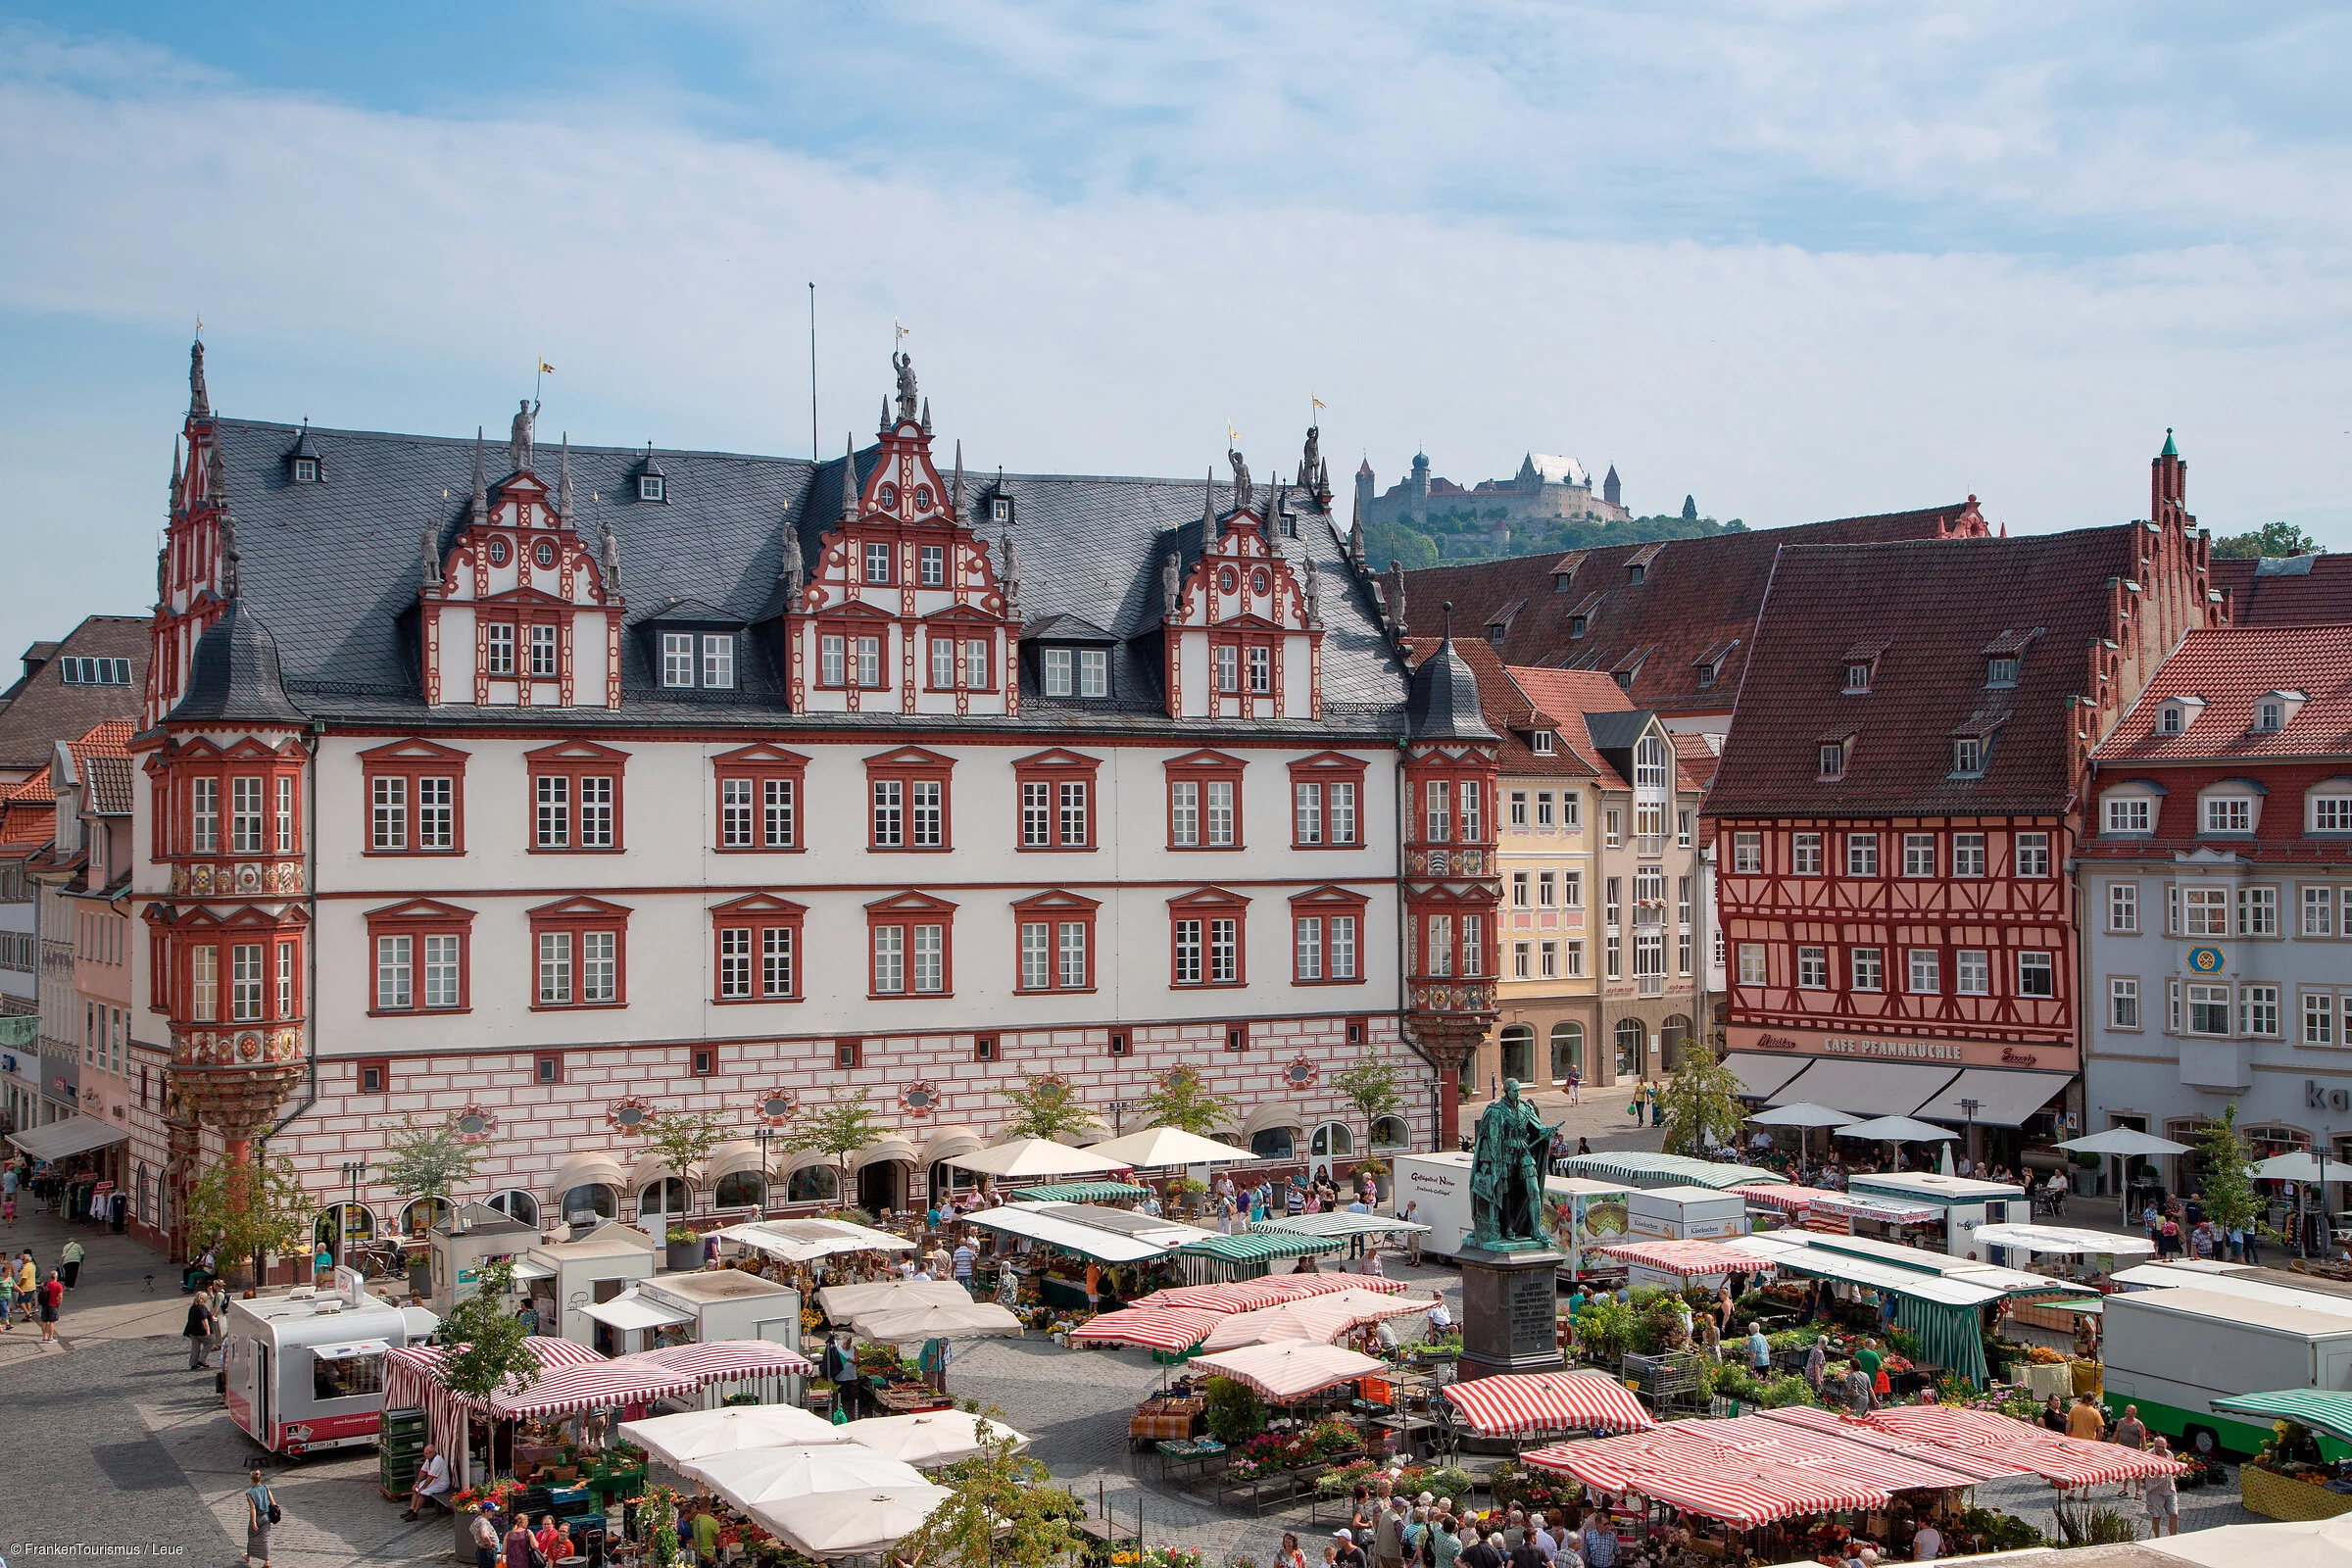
top-left (1756, 1405), bottom-right (2030, 1484)
top-left (1438, 1372), bottom-right (1656, 1438)
top-left (1730, 1184), bottom-right (1938, 1226)
top-left (490, 1360), bottom-right (701, 1421)
top-left (1130, 1273), bottom-right (1406, 1314)
top-left (621, 1340), bottom-right (815, 1380)
top-left (384, 1337), bottom-right (611, 1456)
top-left (1863, 1405), bottom-right (2186, 1490)
top-left (1200, 1290), bottom-right (1439, 1351)
top-left (1589, 1239), bottom-right (1777, 1277)
top-left (1067, 1306), bottom-right (1225, 1351)
top-left (1189, 1343), bottom-right (1386, 1401)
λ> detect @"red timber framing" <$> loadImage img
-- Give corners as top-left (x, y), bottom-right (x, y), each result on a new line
top-left (1009, 889), bottom-right (1101, 994)
top-left (710, 893), bottom-right (807, 1004)
top-left (1288, 752), bottom-right (1368, 849)
top-left (1714, 813), bottom-right (2079, 1070)
top-left (710, 744), bottom-right (808, 853)
top-left (360, 738), bottom-right (470, 856)
top-left (1010, 748), bottom-right (1100, 852)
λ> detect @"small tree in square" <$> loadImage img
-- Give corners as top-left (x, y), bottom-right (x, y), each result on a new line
top-left (998, 1072), bottom-right (1099, 1143)
top-left (1658, 1050), bottom-right (1745, 1158)
top-left (1137, 1063), bottom-right (1234, 1137)
top-left (780, 1088), bottom-right (891, 1211)
top-left (640, 1107), bottom-right (737, 1204)
top-left (380, 1112), bottom-right (491, 1225)
top-left (1333, 1057), bottom-right (1403, 1169)
top-left (2194, 1102), bottom-right (2263, 1238)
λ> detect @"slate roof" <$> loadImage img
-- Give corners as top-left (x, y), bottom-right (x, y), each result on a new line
top-left (1404, 638), bottom-right (1597, 779)
top-left (2207, 555), bottom-right (2352, 626)
top-left (1397, 502), bottom-right (1985, 715)
top-left (2095, 624), bottom-right (2352, 762)
top-left (203, 418), bottom-right (1408, 738)
top-left (169, 600), bottom-right (306, 726)
top-left (1400, 636), bottom-right (1498, 742)
top-left (1705, 525), bottom-right (2140, 819)
top-left (0, 615), bottom-right (150, 771)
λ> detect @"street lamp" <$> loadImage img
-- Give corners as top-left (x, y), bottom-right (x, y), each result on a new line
top-left (754, 1126), bottom-right (775, 1218)
top-left (337, 1159), bottom-right (368, 1264)
top-left (1106, 1099), bottom-right (1141, 1138)
top-left (1960, 1098), bottom-right (1981, 1176)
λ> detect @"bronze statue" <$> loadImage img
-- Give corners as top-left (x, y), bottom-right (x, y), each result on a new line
top-left (1470, 1079), bottom-right (1558, 1250)
top-left (510, 398), bottom-right (539, 473)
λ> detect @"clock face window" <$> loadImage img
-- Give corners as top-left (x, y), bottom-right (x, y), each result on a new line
top-left (534, 539), bottom-right (559, 568)
top-left (487, 538), bottom-right (511, 566)
top-left (1252, 567), bottom-right (1270, 595)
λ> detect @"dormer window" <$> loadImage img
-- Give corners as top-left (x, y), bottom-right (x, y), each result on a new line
top-left (293, 457), bottom-right (319, 484)
top-left (637, 473), bottom-right (665, 503)
top-left (1985, 656), bottom-right (2020, 688)
top-left (1952, 736), bottom-right (1985, 777)
top-left (659, 632), bottom-right (737, 691)
top-left (1614, 669), bottom-right (1632, 692)
top-left (2160, 707), bottom-right (2181, 734)
top-left (1042, 647), bottom-right (1109, 699)
top-left (1626, 564), bottom-right (1646, 586)
top-left (1818, 742), bottom-right (1847, 780)
top-left (2257, 701), bottom-right (2282, 732)
top-left (1532, 731), bottom-right (1555, 756)
top-left (1695, 663), bottom-right (1715, 689)
top-left (1569, 615), bottom-right (1589, 639)
top-left (1488, 624), bottom-right (1506, 646)
top-left (990, 496), bottom-right (1012, 524)
top-left (1844, 662), bottom-right (1873, 694)
top-left (2158, 694), bottom-right (2205, 735)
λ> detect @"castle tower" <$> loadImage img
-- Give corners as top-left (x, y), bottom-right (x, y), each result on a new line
top-left (1603, 465), bottom-right (1621, 511)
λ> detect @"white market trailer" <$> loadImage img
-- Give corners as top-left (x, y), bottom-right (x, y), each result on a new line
top-left (1625, 1184), bottom-right (1749, 1242)
top-left (221, 1273), bottom-right (428, 1456)
top-left (1845, 1171), bottom-right (2029, 1258)
top-left (1391, 1152), bottom-right (1629, 1277)
top-left (2102, 1285), bottom-right (2352, 1456)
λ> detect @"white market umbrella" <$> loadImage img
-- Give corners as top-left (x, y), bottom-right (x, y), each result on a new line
top-left (1938, 1141), bottom-right (1956, 1176)
top-left (684, 1445), bottom-right (930, 1513)
top-left (2146, 1510), bottom-right (2352, 1568)
top-left (2254, 1152), bottom-right (2341, 1184)
top-left (845, 1410), bottom-right (1031, 1467)
top-left (854, 1298), bottom-right (1025, 1343)
top-left (1190, 1342), bottom-right (1386, 1401)
top-left (1088, 1126), bottom-right (1261, 1167)
top-left (1200, 1289), bottom-right (1436, 1351)
top-left (747, 1485), bottom-right (955, 1559)
top-left (1974, 1222), bottom-right (2156, 1258)
top-left (618, 1404), bottom-right (853, 1466)
top-left (2057, 1129), bottom-right (2193, 1158)
top-left (1834, 1115), bottom-right (1956, 1145)
top-left (948, 1138), bottom-right (1134, 1180)
top-left (1745, 1102), bottom-right (1855, 1129)
top-left (816, 1278), bottom-right (971, 1322)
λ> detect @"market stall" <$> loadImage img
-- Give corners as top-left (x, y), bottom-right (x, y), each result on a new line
top-left (1436, 1370), bottom-right (1655, 1441)
top-left (1731, 1182), bottom-right (1940, 1240)
top-left (684, 1443), bottom-right (933, 1514)
top-left (1132, 1273), bottom-right (1407, 1310)
top-left (946, 1137), bottom-right (1134, 1182)
top-left (1253, 1209), bottom-right (1432, 1266)
top-left (1844, 1170), bottom-right (2032, 1258)
top-left (840, 1409), bottom-right (1031, 1466)
top-left (743, 1484), bottom-right (956, 1560)
top-left (1588, 1238), bottom-right (1778, 1292)
top-left (619, 1403), bottom-right (852, 1469)
top-left (1006, 1182), bottom-right (1151, 1204)
top-left (812, 1277), bottom-right (971, 1323)
top-left (1199, 1288), bottom-right (1438, 1351)
top-left (1067, 1305), bottom-right (1226, 1352)
top-left (1864, 1403), bottom-right (2184, 1490)
top-left (1556, 1151), bottom-right (1790, 1192)
top-left (714, 1216), bottom-right (918, 1262)
top-left (1173, 1230), bottom-right (1345, 1284)
top-left (522, 1224), bottom-right (659, 1346)
top-left (959, 1199), bottom-right (1194, 1313)
top-left (1190, 1342), bottom-right (1387, 1400)
top-left (580, 1271), bottom-right (803, 1366)
top-left (2212, 1390), bottom-right (2352, 1518)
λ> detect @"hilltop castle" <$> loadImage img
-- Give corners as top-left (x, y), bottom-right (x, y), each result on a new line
top-left (1357, 450), bottom-right (1632, 538)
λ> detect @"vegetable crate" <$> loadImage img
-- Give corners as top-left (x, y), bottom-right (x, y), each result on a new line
top-left (377, 1406), bottom-right (426, 1500)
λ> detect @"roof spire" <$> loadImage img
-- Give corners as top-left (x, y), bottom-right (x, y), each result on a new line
top-left (1200, 467), bottom-right (1218, 558)
top-left (920, 396), bottom-right (932, 436)
top-left (469, 428), bottom-right (488, 523)
top-left (188, 336), bottom-right (211, 419)
top-left (879, 394), bottom-right (892, 434)
top-left (841, 433), bottom-right (859, 522)
top-left (557, 433), bottom-right (573, 519)
top-left (950, 439), bottom-right (964, 521)
top-left (1441, 600), bottom-right (1454, 645)
top-left (2161, 426), bottom-right (2178, 458)
top-left (170, 439), bottom-right (183, 514)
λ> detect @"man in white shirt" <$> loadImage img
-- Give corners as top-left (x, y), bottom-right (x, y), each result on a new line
top-left (1427, 1298), bottom-right (1454, 1333)
top-left (401, 1445), bottom-right (451, 1520)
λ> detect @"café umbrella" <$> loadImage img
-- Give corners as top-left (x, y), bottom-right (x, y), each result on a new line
top-left (1087, 1126), bottom-right (1262, 1168)
top-left (946, 1138), bottom-right (1132, 1180)
top-left (1833, 1115), bottom-right (1956, 1145)
top-left (844, 1410), bottom-right (1032, 1467)
top-left (618, 1404), bottom-right (853, 1466)
top-left (683, 1445), bottom-right (930, 1512)
top-left (746, 1485), bottom-right (956, 1559)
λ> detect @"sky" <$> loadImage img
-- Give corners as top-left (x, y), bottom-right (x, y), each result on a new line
top-left (2, 2), bottom-right (2348, 660)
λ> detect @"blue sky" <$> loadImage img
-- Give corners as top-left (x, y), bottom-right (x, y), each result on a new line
top-left (3, 3), bottom-right (2348, 659)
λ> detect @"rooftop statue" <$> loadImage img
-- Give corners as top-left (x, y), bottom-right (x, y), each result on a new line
top-left (511, 398), bottom-right (540, 473)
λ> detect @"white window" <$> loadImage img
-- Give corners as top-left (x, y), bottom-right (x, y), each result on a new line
top-left (579, 931), bottom-right (615, 1003)
top-left (1739, 944), bottom-right (1766, 985)
top-left (1818, 742), bottom-right (1846, 779)
top-left (2161, 706), bottom-right (2182, 734)
top-left (1793, 833), bottom-right (1823, 875)
top-left (931, 636), bottom-right (956, 689)
top-left (2106, 797), bottom-right (2151, 833)
top-left (1296, 784), bottom-right (1323, 846)
top-left (763, 779), bottom-right (795, 847)
top-left (1797, 947), bottom-right (1828, 988)
top-left (375, 935), bottom-right (412, 1011)
top-left (276, 776), bottom-right (295, 854)
top-left (1606, 934), bottom-right (1621, 979)
top-left (689, 634), bottom-right (731, 689)
top-left (1563, 870), bottom-right (1584, 907)
top-left (1852, 948), bottom-right (1884, 992)
top-left (1677, 808), bottom-right (1693, 849)
top-left (2238, 886), bottom-right (2279, 937)
top-left (1605, 808), bottom-right (1622, 847)
top-left (1171, 781), bottom-right (1199, 846)
top-left (2304, 992), bottom-right (2336, 1047)
top-left (2016, 832), bottom-right (2050, 877)
top-left (864, 541), bottom-right (894, 583)
top-left (484, 622), bottom-right (515, 676)
top-left (721, 927), bottom-right (753, 998)
top-left (1331, 915), bottom-right (1357, 980)
top-left (1532, 731), bottom-right (1555, 756)
top-left (1428, 914), bottom-right (1453, 978)
top-left (534, 774), bottom-right (569, 847)
top-left (910, 924), bottom-right (944, 993)
top-left (1907, 949), bottom-right (1940, 994)
top-left (230, 943), bottom-right (264, 1022)
top-left (1208, 917), bottom-right (1239, 984)
top-left (1953, 737), bottom-right (1984, 776)
top-left (1953, 833), bottom-right (1986, 876)
top-left (2186, 982), bottom-right (2230, 1035)
top-left (1514, 942), bottom-right (1531, 979)
top-left (420, 934), bottom-right (459, 1008)
top-left (231, 777), bottom-right (264, 854)
top-left (2316, 794), bottom-right (2352, 833)
top-left (578, 776), bottom-right (612, 847)
top-left (371, 776), bottom-right (408, 851)
top-left (872, 780), bottom-right (903, 847)
top-left (1058, 920), bottom-right (1089, 988)
top-left (1538, 871), bottom-right (1557, 908)
top-left (2182, 885), bottom-right (2229, 937)
top-left (762, 927), bottom-right (793, 997)
top-left (1059, 781), bottom-right (1088, 847)
top-left (2304, 886), bottom-right (2337, 937)
top-left (639, 472), bottom-right (664, 502)
top-left (1844, 662), bottom-right (1873, 693)
top-left (910, 780), bottom-right (942, 845)
top-left (722, 777), bottom-right (754, 847)
top-left (1846, 833), bottom-right (1879, 876)
top-left (1957, 951), bottom-right (1989, 996)
top-left (1206, 780), bottom-right (1235, 847)
top-left (1507, 791), bottom-right (1530, 829)
top-left (2241, 983), bottom-right (2280, 1038)
top-left (2258, 700), bottom-right (2284, 731)
top-left (2108, 882), bottom-right (2139, 934)
top-left (529, 624), bottom-right (559, 679)
top-left (1538, 792), bottom-right (1557, 828)
top-left (1903, 833), bottom-right (1936, 877)
top-left (856, 636), bottom-right (882, 687)
top-left (963, 638), bottom-right (991, 689)
top-left (1078, 649), bottom-right (1106, 696)
top-left (2206, 796), bottom-right (2253, 834)
top-left (1565, 939), bottom-right (1586, 977)
top-left (919, 544), bottom-right (947, 586)
top-left (820, 635), bottom-right (846, 686)
top-left (1511, 871), bottom-right (1530, 908)
top-left (873, 926), bottom-right (905, 994)
top-left (1732, 832), bottom-right (1762, 873)
top-left (2110, 976), bottom-right (2140, 1029)
top-left (1985, 655), bottom-right (2020, 687)
top-left (1462, 782), bottom-right (1483, 840)
top-left (1426, 781), bottom-right (1451, 843)
top-left (2018, 951), bottom-right (2055, 998)
top-left (1248, 645), bottom-right (1272, 694)
top-left (276, 943), bottom-right (296, 1017)
top-left (1214, 644), bottom-right (1239, 693)
top-left (1295, 917), bottom-right (1323, 981)
top-left (1329, 782), bottom-right (1356, 845)
top-left (537, 932), bottom-right (572, 1004)
top-left (1043, 648), bottom-right (1073, 696)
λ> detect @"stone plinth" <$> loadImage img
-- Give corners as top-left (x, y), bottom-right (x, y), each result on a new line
top-left (1455, 1245), bottom-right (1565, 1382)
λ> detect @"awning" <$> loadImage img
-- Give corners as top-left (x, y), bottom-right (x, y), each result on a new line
top-left (2213, 1390), bottom-right (2352, 1447)
top-left (1769, 1058), bottom-right (1959, 1117)
top-left (1008, 1182), bottom-right (1151, 1204)
top-left (1735, 1231), bottom-right (2081, 1308)
top-left (313, 1340), bottom-right (393, 1361)
top-left (1068, 1306), bottom-right (1225, 1351)
top-left (717, 1217), bottom-right (916, 1261)
top-left (548, 1152), bottom-right (626, 1200)
top-left (582, 1290), bottom-right (697, 1332)
top-left (626, 1339), bottom-right (815, 1380)
top-left (1722, 1052), bottom-right (1810, 1101)
top-left (509, 1258), bottom-right (558, 1282)
top-left (704, 1142), bottom-right (769, 1184)
top-left (1864, 1405), bottom-right (2185, 1489)
top-left (1030, 1201), bottom-right (1211, 1248)
top-left (1730, 1184), bottom-right (1938, 1225)
top-left (1254, 1212), bottom-right (1432, 1240)
top-left (1913, 1068), bottom-right (2071, 1128)
top-left (1553, 1152), bottom-right (1787, 1190)
top-left (6, 1113), bottom-right (127, 1161)
top-left (1188, 1343), bottom-right (1386, 1401)
top-left (1590, 1239), bottom-right (1777, 1278)
top-left (960, 1202), bottom-right (1168, 1263)
top-left (1175, 1232), bottom-right (1344, 1267)
top-left (852, 1137), bottom-right (919, 1173)
top-left (1132, 1274), bottom-right (1406, 1311)
top-left (1441, 1371), bottom-right (1656, 1437)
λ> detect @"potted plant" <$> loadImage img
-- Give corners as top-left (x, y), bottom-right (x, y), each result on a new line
top-left (665, 1225), bottom-right (702, 1271)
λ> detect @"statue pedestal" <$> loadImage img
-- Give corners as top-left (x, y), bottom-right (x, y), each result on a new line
top-left (1455, 1246), bottom-right (1565, 1382)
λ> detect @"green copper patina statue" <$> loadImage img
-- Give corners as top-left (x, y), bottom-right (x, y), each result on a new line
top-left (1469, 1079), bottom-right (1560, 1250)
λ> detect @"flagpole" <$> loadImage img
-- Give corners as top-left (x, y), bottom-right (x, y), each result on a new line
top-left (808, 283), bottom-right (819, 462)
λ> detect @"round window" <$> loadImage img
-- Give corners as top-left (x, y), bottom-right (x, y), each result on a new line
top-left (1252, 568), bottom-right (1270, 595)
top-left (1219, 567), bottom-right (1239, 594)
top-left (905, 1086), bottom-right (936, 1111)
top-left (613, 1104), bottom-right (648, 1130)
top-left (877, 482), bottom-right (900, 510)
top-left (455, 1112), bottom-right (489, 1137)
top-left (487, 537), bottom-right (511, 566)
top-left (1285, 1058), bottom-right (1316, 1087)
top-left (760, 1095), bottom-right (796, 1120)
top-left (913, 485), bottom-right (933, 511)
top-left (534, 539), bottom-right (558, 567)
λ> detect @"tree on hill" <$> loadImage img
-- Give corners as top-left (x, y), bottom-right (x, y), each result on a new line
top-left (2211, 520), bottom-right (2324, 559)
top-left (1681, 494), bottom-right (1698, 521)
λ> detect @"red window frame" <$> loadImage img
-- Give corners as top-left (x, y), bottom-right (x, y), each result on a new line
top-left (710, 893), bottom-right (808, 1004)
top-left (147, 736), bottom-right (306, 860)
top-left (532, 1052), bottom-right (564, 1086)
top-left (813, 610), bottom-right (894, 690)
top-left (835, 1038), bottom-right (863, 1069)
top-left (360, 738), bottom-right (470, 856)
top-left (865, 891), bottom-right (957, 1000)
top-left (711, 744), bottom-right (809, 854)
top-left (1166, 750), bottom-right (1247, 852)
top-left (922, 621), bottom-right (998, 693)
top-left (1409, 890), bottom-right (1494, 981)
top-left (1403, 756), bottom-right (1495, 849)
top-left (1289, 752), bottom-right (1369, 850)
top-left (1168, 886), bottom-right (1250, 988)
top-left (1011, 749), bottom-right (1100, 852)
top-left (1289, 885), bottom-right (1371, 985)
top-left (476, 601), bottom-right (567, 685)
top-left (525, 740), bottom-right (628, 854)
top-left (527, 896), bottom-right (631, 1010)
top-left (865, 746), bottom-right (956, 852)
top-left (1208, 631), bottom-right (1281, 696)
top-left (355, 1056), bottom-right (391, 1097)
top-left (1010, 889), bottom-right (1102, 994)
top-left (364, 899), bottom-right (472, 1016)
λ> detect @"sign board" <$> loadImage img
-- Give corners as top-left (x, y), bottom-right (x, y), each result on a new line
top-left (2188, 947), bottom-right (2226, 974)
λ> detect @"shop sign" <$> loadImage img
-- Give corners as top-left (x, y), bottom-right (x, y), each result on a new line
top-left (2188, 947), bottom-right (2226, 974)
top-left (2307, 1080), bottom-right (2352, 1113)
top-left (1821, 1034), bottom-right (1965, 1062)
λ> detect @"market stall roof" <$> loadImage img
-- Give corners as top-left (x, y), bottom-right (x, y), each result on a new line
top-left (1007, 1182), bottom-right (1151, 1204)
top-left (1253, 1211), bottom-right (1433, 1239)
top-left (489, 1358), bottom-right (702, 1421)
top-left (844, 1410), bottom-right (1031, 1467)
top-left (1130, 1273), bottom-right (1405, 1312)
top-left (1439, 1371), bottom-right (1656, 1437)
top-left (1756, 1405), bottom-right (2034, 1483)
top-left (2056, 1128), bottom-right (2195, 1159)
top-left (1589, 1239), bottom-right (1778, 1278)
top-left (580, 1289), bottom-right (695, 1332)
top-left (1189, 1342), bottom-right (1386, 1401)
top-left (1743, 1102), bottom-right (1856, 1129)
top-left (1863, 1405), bottom-right (2185, 1489)
top-left (856, 1298), bottom-right (1025, 1344)
top-left (5, 1113), bottom-right (126, 1161)
top-left (816, 1278), bottom-right (972, 1321)
top-left (1553, 1152), bottom-right (1788, 1190)
top-left (1974, 1222), bottom-right (2156, 1258)
top-left (508, 1258), bottom-right (558, 1282)
top-left (946, 1138), bottom-right (1133, 1179)
top-left (1173, 1232), bottom-right (1345, 1268)
top-left (960, 1200), bottom-right (1168, 1262)
top-left (626, 1339), bottom-right (815, 1380)
top-left (2212, 1390), bottom-right (2352, 1448)
top-left (1734, 1231), bottom-right (2080, 1307)
top-left (1834, 1114), bottom-right (1957, 1145)
top-left (1085, 1126), bottom-right (1261, 1167)
top-left (684, 1444), bottom-right (932, 1512)
top-left (1199, 1289), bottom-right (1439, 1351)
top-left (1067, 1305), bottom-right (1225, 1351)
top-left (1846, 1170), bottom-right (2028, 1207)
top-left (620, 1403), bottom-right (852, 1467)
top-left (1768, 1058), bottom-right (1959, 1118)
top-left (745, 1486), bottom-right (954, 1560)
top-left (1730, 1184), bottom-right (1937, 1225)
top-left (714, 1216), bottom-right (916, 1261)
top-left (1912, 1068), bottom-right (2071, 1128)
top-left (1029, 1200), bottom-right (1211, 1247)
top-left (1722, 1052), bottom-right (1812, 1101)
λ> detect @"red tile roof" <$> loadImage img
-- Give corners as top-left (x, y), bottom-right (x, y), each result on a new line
top-left (1706, 525), bottom-right (2143, 819)
top-left (0, 615), bottom-right (150, 770)
top-left (1402, 637), bottom-right (1605, 779)
top-left (2095, 623), bottom-right (2352, 761)
top-left (1671, 731), bottom-right (1722, 794)
top-left (1505, 666), bottom-right (1641, 790)
top-left (2207, 555), bottom-right (2352, 626)
top-left (1398, 502), bottom-right (1985, 714)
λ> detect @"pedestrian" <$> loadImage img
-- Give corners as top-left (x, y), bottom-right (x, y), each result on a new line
top-left (244, 1465), bottom-right (277, 1568)
top-left (1403, 1201), bottom-right (1423, 1265)
top-left (60, 1235), bottom-right (84, 1290)
top-left (39, 1268), bottom-right (62, 1342)
top-left (1629, 1083), bottom-right (1644, 1125)
top-left (1375, 1495), bottom-right (1406, 1568)
top-left (1277, 1533), bottom-right (1309, 1568)
top-left (185, 1287), bottom-right (217, 1367)
top-left (1334, 1529), bottom-right (1370, 1568)
top-left (1566, 1068), bottom-right (1581, 1106)
top-left (2067, 1392), bottom-right (2106, 1442)
top-left (2041, 1395), bottom-right (2069, 1433)
top-left (1432, 1516), bottom-right (1463, 1568)
top-left (2142, 1439), bottom-right (2180, 1538)
top-left (470, 1508), bottom-right (503, 1568)
top-left (2243, 1223), bottom-right (2263, 1266)
top-left (1747, 1321), bottom-right (1772, 1373)
top-left (1844, 1362), bottom-right (1875, 1414)
top-left (1506, 1530), bottom-right (1546, 1568)
top-left (1803, 1338), bottom-right (1827, 1393)
top-left (1578, 1516), bottom-right (1618, 1568)
top-left (15, 1250), bottom-right (34, 1323)
top-left (2113, 1403), bottom-right (2149, 1497)
top-left (401, 1443), bottom-right (451, 1520)
top-left (504, 1511), bottom-right (535, 1568)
